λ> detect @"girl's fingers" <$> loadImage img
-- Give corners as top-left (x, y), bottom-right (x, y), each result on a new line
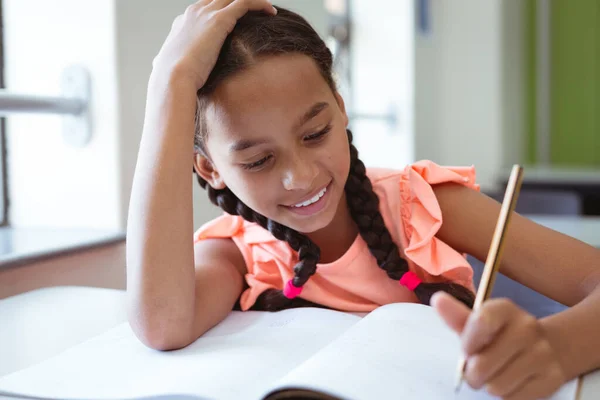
top-left (483, 342), bottom-right (552, 397)
top-left (171, 14), bottom-right (183, 30)
top-left (431, 291), bottom-right (471, 334)
top-left (464, 320), bottom-right (533, 389)
top-left (206, 0), bottom-right (237, 10)
top-left (224, 0), bottom-right (277, 18)
top-left (184, 0), bottom-right (215, 15)
top-left (461, 299), bottom-right (524, 355)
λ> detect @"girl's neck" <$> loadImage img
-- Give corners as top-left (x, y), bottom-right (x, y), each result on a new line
top-left (306, 192), bottom-right (358, 264)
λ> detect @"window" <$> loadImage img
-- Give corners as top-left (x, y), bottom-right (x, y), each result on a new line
top-left (0, 1), bottom-right (7, 227)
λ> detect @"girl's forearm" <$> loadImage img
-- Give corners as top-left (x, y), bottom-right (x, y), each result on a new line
top-left (540, 285), bottom-right (600, 381)
top-left (126, 71), bottom-right (199, 349)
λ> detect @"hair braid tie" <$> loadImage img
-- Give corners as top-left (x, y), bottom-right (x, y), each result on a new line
top-left (399, 271), bottom-right (422, 291)
top-left (283, 280), bottom-right (303, 298)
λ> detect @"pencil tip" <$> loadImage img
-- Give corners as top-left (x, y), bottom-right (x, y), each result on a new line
top-left (454, 374), bottom-right (463, 393)
top-left (454, 357), bottom-right (466, 395)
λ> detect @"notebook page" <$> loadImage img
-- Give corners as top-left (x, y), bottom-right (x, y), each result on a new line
top-left (267, 303), bottom-right (578, 400)
top-left (0, 308), bottom-right (360, 400)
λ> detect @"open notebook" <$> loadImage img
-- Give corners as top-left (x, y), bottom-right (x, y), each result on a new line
top-left (0, 303), bottom-right (580, 400)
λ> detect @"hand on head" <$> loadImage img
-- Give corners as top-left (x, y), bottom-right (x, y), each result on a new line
top-left (153, 0), bottom-right (277, 89)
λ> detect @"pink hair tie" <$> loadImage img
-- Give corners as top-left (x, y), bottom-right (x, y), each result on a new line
top-left (399, 271), bottom-right (421, 291)
top-left (283, 280), bottom-right (303, 299)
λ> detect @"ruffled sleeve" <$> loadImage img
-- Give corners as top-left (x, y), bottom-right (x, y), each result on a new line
top-left (193, 213), bottom-right (296, 311)
top-left (377, 160), bottom-right (480, 291)
top-left (194, 213), bottom-right (245, 242)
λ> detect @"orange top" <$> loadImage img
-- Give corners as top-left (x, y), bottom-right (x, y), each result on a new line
top-left (193, 160), bottom-right (480, 312)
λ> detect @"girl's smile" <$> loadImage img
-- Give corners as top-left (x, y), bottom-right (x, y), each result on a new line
top-left (282, 180), bottom-right (332, 217)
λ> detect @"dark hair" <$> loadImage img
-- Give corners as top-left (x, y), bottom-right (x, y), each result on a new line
top-left (193, 7), bottom-right (475, 311)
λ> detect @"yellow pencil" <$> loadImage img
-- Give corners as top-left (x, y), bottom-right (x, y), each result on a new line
top-left (454, 164), bottom-right (525, 393)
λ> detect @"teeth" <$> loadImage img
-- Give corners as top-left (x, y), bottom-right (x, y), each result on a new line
top-left (294, 187), bottom-right (327, 208)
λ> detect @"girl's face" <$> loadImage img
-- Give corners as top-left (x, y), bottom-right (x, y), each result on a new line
top-left (195, 54), bottom-right (351, 234)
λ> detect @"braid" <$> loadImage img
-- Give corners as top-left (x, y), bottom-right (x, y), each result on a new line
top-left (195, 175), bottom-right (326, 311)
top-left (344, 129), bottom-right (475, 308)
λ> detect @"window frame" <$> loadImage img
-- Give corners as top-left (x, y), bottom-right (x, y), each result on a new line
top-left (0, 1), bottom-right (8, 227)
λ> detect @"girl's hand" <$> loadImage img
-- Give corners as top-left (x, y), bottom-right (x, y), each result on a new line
top-left (152, 0), bottom-right (277, 89)
top-left (431, 292), bottom-right (567, 400)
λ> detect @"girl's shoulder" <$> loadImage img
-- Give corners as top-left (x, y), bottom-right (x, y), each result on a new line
top-left (366, 159), bottom-right (479, 191)
top-left (193, 212), bottom-right (278, 246)
top-left (366, 159), bottom-right (480, 236)
top-left (366, 160), bottom-right (480, 291)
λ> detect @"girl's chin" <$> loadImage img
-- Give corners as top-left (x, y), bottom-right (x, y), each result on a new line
top-left (282, 209), bottom-right (337, 235)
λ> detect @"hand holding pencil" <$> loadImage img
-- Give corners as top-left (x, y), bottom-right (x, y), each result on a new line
top-left (431, 166), bottom-right (568, 399)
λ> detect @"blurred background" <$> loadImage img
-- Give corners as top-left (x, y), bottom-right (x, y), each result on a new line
top-left (0, 0), bottom-right (598, 296)
top-left (1, 1), bottom-right (600, 379)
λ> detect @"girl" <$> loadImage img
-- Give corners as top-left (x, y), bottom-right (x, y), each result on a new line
top-left (126, 1), bottom-right (600, 399)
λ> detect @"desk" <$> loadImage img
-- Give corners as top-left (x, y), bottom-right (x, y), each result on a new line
top-left (1, 286), bottom-right (600, 399)
top-left (528, 215), bottom-right (600, 248)
top-left (0, 286), bottom-right (127, 377)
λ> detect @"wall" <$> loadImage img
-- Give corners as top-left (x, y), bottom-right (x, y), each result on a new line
top-left (349, 0), bottom-right (414, 169)
top-left (4, 0), bottom-right (121, 229)
top-left (501, 0), bottom-right (526, 169)
top-left (114, 0), bottom-right (221, 234)
top-left (548, 0), bottom-right (599, 166)
top-left (525, 0), bottom-right (600, 166)
top-left (414, 0), bottom-right (526, 191)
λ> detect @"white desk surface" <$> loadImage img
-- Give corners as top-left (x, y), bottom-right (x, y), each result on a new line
top-left (529, 215), bottom-right (600, 248)
top-left (1, 286), bottom-right (600, 399)
top-left (0, 286), bottom-right (127, 377)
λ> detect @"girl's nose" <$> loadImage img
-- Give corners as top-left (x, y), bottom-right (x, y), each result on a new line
top-left (282, 154), bottom-right (318, 191)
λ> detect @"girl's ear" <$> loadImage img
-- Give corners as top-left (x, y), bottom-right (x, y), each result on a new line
top-left (193, 153), bottom-right (226, 190)
top-left (334, 91), bottom-right (349, 128)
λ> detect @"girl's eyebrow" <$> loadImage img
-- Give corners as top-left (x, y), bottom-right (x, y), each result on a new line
top-left (229, 102), bottom-right (330, 154)
top-left (229, 137), bottom-right (270, 153)
top-left (295, 102), bottom-right (329, 130)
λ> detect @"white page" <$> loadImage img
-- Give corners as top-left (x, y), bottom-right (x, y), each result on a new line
top-left (0, 308), bottom-right (360, 400)
top-left (267, 303), bottom-right (578, 400)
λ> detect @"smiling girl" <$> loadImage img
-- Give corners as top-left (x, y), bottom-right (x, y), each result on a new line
top-left (126, 2), bottom-right (600, 399)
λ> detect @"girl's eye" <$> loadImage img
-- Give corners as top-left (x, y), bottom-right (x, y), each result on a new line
top-left (304, 124), bottom-right (332, 142)
top-left (240, 125), bottom-right (331, 171)
top-left (242, 155), bottom-right (272, 171)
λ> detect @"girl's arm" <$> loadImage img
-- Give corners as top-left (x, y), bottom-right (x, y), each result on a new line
top-left (434, 182), bottom-right (600, 380)
top-left (126, 73), bottom-right (199, 350)
top-left (126, 0), bottom-right (275, 351)
top-left (126, 72), bottom-right (247, 351)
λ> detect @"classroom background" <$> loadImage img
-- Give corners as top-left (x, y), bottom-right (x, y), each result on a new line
top-left (0, 0), bottom-right (599, 385)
